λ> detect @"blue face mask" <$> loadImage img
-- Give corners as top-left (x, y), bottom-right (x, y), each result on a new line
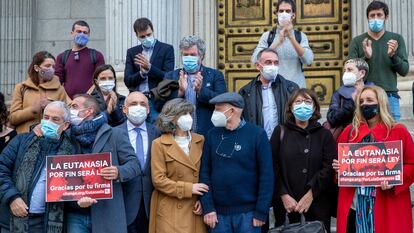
top-left (74, 33), bottom-right (89, 47)
top-left (293, 102), bottom-right (314, 121)
top-left (40, 119), bottom-right (61, 139)
top-left (139, 36), bottom-right (155, 49)
top-left (182, 55), bottom-right (200, 73)
top-left (368, 19), bottom-right (384, 33)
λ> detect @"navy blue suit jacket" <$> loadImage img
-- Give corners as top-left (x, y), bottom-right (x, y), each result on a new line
top-left (124, 41), bottom-right (175, 92)
top-left (164, 66), bottom-right (227, 136)
top-left (118, 121), bottom-right (160, 224)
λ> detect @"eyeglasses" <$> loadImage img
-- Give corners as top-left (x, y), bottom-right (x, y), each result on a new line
top-left (293, 99), bottom-right (313, 106)
top-left (74, 52), bottom-right (79, 61)
top-left (215, 132), bottom-right (239, 159)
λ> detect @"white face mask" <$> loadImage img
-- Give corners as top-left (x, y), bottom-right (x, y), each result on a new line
top-left (278, 12), bottom-right (292, 26)
top-left (177, 114), bottom-right (193, 132)
top-left (261, 65), bottom-right (279, 81)
top-left (211, 108), bottom-right (232, 127)
top-left (128, 105), bottom-right (147, 125)
top-left (70, 109), bottom-right (85, 126)
top-left (342, 72), bottom-right (357, 86)
top-left (98, 80), bottom-right (115, 93)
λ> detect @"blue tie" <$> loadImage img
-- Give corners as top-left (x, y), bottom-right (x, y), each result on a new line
top-left (133, 128), bottom-right (145, 169)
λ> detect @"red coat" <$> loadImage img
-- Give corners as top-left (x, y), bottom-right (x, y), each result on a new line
top-left (336, 122), bottom-right (414, 233)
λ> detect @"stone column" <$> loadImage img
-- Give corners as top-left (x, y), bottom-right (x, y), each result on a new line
top-left (106, 0), bottom-right (218, 95)
top-left (0, 0), bottom-right (33, 100)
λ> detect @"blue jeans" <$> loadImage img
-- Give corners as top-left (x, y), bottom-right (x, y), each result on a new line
top-left (388, 95), bottom-right (401, 122)
top-left (209, 212), bottom-right (261, 233)
top-left (66, 213), bottom-right (92, 233)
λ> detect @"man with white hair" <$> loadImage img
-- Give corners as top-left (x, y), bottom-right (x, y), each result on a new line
top-left (0, 101), bottom-right (74, 233)
top-left (164, 35), bottom-right (227, 136)
top-left (199, 92), bottom-right (274, 233)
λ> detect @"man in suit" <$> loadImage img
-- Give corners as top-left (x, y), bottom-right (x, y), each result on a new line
top-left (164, 35), bottom-right (227, 136)
top-left (28, 95), bottom-right (140, 233)
top-left (124, 18), bottom-right (175, 123)
top-left (117, 92), bottom-right (160, 233)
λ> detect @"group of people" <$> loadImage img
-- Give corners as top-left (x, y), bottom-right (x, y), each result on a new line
top-left (0, 0), bottom-right (413, 233)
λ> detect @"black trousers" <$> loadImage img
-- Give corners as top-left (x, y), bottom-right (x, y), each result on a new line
top-left (127, 198), bottom-right (149, 233)
top-left (347, 209), bottom-right (356, 233)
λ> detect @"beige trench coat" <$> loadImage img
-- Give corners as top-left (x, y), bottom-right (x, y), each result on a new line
top-left (149, 133), bottom-right (207, 233)
top-left (9, 76), bottom-right (69, 133)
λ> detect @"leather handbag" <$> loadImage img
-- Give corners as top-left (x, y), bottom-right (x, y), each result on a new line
top-left (268, 214), bottom-right (326, 233)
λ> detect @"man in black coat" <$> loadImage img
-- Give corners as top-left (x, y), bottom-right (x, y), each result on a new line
top-left (117, 92), bottom-right (160, 233)
top-left (239, 48), bottom-right (298, 140)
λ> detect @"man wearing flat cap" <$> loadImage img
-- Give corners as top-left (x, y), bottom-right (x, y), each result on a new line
top-left (199, 92), bottom-right (274, 233)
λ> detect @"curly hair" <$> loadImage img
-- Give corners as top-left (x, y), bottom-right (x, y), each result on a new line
top-left (156, 98), bottom-right (194, 134)
top-left (0, 92), bottom-right (9, 132)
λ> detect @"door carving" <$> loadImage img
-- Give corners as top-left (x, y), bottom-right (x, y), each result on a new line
top-left (217, 0), bottom-right (351, 105)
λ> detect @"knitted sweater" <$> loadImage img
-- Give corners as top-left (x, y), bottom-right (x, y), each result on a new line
top-left (348, 31), bottom-right (409, 92)
top-left (199, 121), bottom-right (274, 221)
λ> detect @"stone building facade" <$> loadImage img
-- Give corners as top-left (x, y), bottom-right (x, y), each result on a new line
top-left (1, 0), bottom-right (413, 118)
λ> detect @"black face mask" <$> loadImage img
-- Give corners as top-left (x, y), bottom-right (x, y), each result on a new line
top-left (361, 104), bottom-right (379, 120)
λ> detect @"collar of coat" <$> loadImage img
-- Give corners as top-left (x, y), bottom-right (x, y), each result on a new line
top-left (158, 132), bottom-right (203, 171)
top-left (284, 119), bottom-right (322, 134)
top-left (23, 76), bottom-right (62, 90)
top-left (254, 74), bottom-right (281, 86)
top-left (347, 121), bottom-right (394, 143)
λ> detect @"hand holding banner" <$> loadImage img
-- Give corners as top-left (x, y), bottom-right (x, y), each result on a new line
top-left (338, 140), bottom-right (403, 187)
top-left (46, 153), bottom-right (113, 202)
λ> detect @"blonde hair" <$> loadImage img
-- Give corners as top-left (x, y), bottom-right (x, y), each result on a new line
top-left (351, 86), bottom-right (395, 140)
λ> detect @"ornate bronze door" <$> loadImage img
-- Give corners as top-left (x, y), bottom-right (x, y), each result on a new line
top-left (217, 0), bottom-right (351, 105)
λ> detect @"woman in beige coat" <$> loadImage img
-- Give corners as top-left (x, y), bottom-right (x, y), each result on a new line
top-left (9, 51), bottom-right (68, 133)
top-left (149, 98), bottom-right (208, 233)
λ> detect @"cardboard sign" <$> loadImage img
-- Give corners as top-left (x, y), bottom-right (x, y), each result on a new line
top-left (338, 140), bottom-right (403, 187)
top-left (46, 153), bottom-right (113, 202)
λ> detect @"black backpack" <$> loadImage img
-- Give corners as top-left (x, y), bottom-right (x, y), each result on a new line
top-left (61, 49), bottom-right (97, 66)
top-left (267, 27), bottom-right (303, 71)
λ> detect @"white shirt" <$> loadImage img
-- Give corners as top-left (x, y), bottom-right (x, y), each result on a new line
top-left (262, 80), bottom-right (278, 139)
top-left (174, 133), bottom-right (191, 156)
top-left (138, 42), bottom-right (156, 92)
top-left (127, 120), bottom-right (149, 162)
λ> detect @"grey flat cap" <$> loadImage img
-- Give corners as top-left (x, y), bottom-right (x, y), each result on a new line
top-left (209, 92), bottom-right (244, 109)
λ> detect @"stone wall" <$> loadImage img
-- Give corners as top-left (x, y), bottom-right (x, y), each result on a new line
top-left (0, 0), bottom-right (33, 99)
top-left (33, 0), bottom-right (106, 62)
top-left (0, 0), bottom-right (106, 101)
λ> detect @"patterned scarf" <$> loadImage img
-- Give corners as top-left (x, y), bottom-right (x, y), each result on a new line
top-left (355, 134), bottom-right (376, 233)
top-left (11, 133), bottom-right (73, 233)
top-left (185, 72), bottom-right (198, 132)
top-left (71, 113), bottom-right (107, 147)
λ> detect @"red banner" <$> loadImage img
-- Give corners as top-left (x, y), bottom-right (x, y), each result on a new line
top-left (338, 140), bottom-right (403, 187)
top-left (46, 153), bottom-right (113, 202)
